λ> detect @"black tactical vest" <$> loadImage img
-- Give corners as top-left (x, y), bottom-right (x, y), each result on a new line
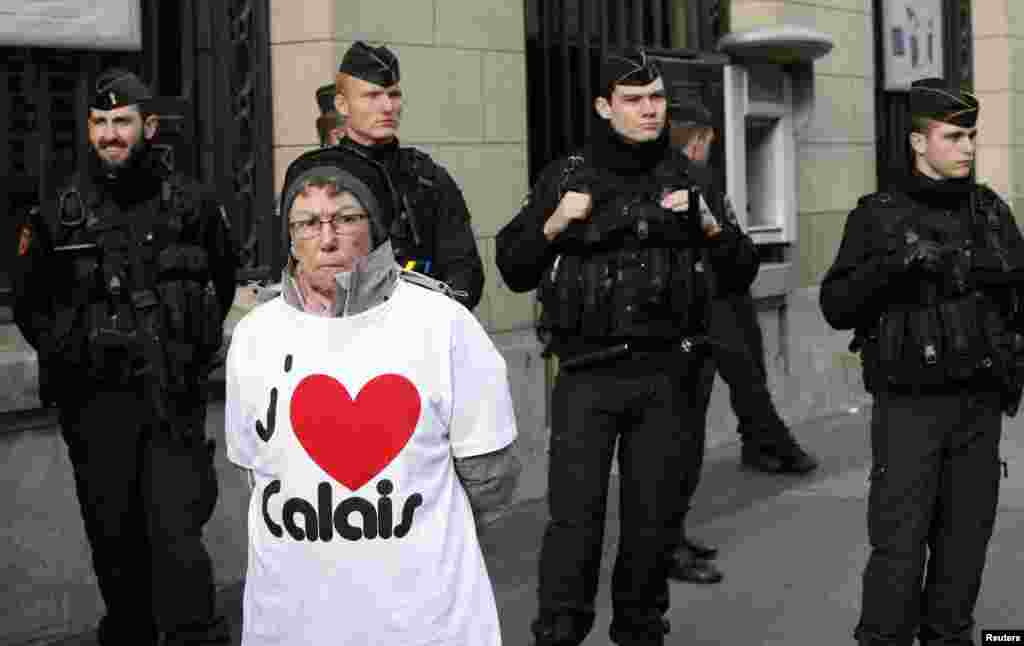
top-left (390, 148), bottom-right (442, 275)
top-left (537, 157), bottom-right (705, 346)
top-left (862, 189), bottom-right (1017, 389)
top-left (53, 173), bottom-right (222, 383)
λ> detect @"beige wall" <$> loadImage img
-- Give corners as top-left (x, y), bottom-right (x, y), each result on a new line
top-left (973, 0), bottom-right (1024, 219)
top-left (268, 0), bottom-right (532, 333)
top-left (731, 0), bottom-right (876, 287)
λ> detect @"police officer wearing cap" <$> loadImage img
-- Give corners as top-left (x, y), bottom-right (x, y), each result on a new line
top-left (822, 78), bottom-right (1024, 645)
top-left (663, 99), bottom-right (818, 585)
top-left (12, 69), bottom-right (236, 645)
top-left (671, 99), bottom-right (817, 477)
top-left (302, 40), bottom-right (485, 309)
top-left (497, 49), bottom-right (758, 646)
top-left (315, 82), bottom-right (343, 147)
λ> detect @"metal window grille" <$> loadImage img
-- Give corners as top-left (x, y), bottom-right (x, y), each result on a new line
top-left (524, 0), bottom-right (726, 180)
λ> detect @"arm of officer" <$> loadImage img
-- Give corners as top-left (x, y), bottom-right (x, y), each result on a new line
top-left (495, 158), bottom-right (577, 292)
top-left (700, 190), bottom-right (760, 292)
top-left (448, 304), bottom-right (520, 531)
top-left (199, 192), bottom-right (239, 321)
top-left (12, 205), bottom-right (57, 351)
top-left (820, 202), bottom-right (905, 331)
top-left (432, 166), bottom-right (485, 310)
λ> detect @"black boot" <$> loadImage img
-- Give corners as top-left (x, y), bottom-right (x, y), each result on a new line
top-left (531, 614), bottom-right (583, 646)
top-left (741, 433), bottom-right (819, 474)
top-left (158, 616), bottom-right (230, 645)
top-left (681, 535), bottom-right (718, 560)
top-left (666, 547), bottom-right (723, 584)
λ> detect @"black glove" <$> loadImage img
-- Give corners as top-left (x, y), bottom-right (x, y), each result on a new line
top-left (903, 231), bottom-right (946, 272)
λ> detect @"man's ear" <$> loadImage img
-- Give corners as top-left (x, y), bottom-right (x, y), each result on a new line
top-left (334, 78), bottom-right (349, 118)
top-left (594, 95), bottom-right (612, 120)
top-left (909, 131), bottom-right (927, 156)
top-left (143, 114), bottom-right (159, 141)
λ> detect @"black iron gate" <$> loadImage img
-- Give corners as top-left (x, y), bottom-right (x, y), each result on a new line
top-left (524, 0), bottom-right (727, 179)
top-left (1, 0), bottom-right (276, 308)
top-left (872, 0), bottom-right (973, 191)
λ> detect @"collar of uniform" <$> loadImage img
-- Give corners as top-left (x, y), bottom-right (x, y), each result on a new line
top-left (281, 239), bottom-right (400, 317)
top-left (340, 136), bottom-right (401, 170)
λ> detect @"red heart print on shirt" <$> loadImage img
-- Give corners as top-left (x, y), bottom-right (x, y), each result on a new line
top-left (290, 373), bottom-right (421, 491)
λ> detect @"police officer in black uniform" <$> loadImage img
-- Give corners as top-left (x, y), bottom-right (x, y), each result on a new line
top-left (665, 99), bottom-right (819, 585)
top-left (12, 70), bottom-right (236, 645)
top-left (496, 49), bottom-right (758, 646)
top-left (673, 100), bottom-right (817, 475)
top-left (315, 82), bottom-right (343, 147)
top-left (322, 41), bottom-right (484, 309)
top-left (821, 78), bottom-right (1024, 646)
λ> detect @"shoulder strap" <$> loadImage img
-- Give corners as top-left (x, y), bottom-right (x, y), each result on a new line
top-left (558, 153), bottom-right (586, 198)
top-left (399, 267), bottom-right (467, 301)
top-left (398, 147), bottom-right (440, 190)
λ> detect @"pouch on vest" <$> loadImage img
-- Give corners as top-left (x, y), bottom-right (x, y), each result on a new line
top-left (538, 254), bottom-right (584, 338)
top-left (580, 253), bottom-right (615, 337)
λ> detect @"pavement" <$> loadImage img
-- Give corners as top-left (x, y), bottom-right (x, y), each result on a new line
top-left (8, 405), bottom-right (1024, 646)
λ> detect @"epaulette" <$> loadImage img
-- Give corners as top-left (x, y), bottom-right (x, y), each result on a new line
top-left (974, 183), bottom-right (1006, 208)
top-left (399, 268), bottom-right (467, 301)
top-left (397, 147), bottom-right (440, 189)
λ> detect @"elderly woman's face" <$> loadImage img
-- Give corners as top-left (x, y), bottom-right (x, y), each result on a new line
top-left (289, 187), bottom-right (371, 289)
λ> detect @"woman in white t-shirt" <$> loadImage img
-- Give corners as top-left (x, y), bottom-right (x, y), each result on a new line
top-left (225, 151), bottom-right (520, 646)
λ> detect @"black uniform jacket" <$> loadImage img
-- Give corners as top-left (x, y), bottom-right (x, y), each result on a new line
top-left (495, 145), bottom-right (756, 298)
top-left (820, 179), bottom-right (1024, 335)
top-left (308, 138), bottom-right (485, 310)
top-left (12, 160), bottom-right (237, 398)
top-left (687, 162), bottom-right (760, 298)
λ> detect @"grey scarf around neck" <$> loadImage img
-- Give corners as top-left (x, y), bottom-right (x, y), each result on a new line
top-left (282, 240), bottom-right (400, 317)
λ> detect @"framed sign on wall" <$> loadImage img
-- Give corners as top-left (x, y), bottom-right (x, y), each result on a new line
top-left (0, 0), bottom-right (142, 51)
top-left (881, 0), bottom-right (944, 90)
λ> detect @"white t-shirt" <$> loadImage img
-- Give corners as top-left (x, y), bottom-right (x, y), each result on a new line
top-left (225, 280), bottom-right (517, 646)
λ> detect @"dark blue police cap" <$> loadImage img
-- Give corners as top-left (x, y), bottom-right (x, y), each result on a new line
top-left (670, 99), bottom-right (713, 127)
top-left (600, 47), bottom-right (660, 96)
top-left (338, 41), bottom-right (400, 87)
top-left (91, 69), bottom-right (152, 111)
top-left (909, 78), bottom-right (979, 128)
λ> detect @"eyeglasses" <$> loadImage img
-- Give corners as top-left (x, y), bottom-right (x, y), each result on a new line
top-left (289, 211), bottom-right (369, 240)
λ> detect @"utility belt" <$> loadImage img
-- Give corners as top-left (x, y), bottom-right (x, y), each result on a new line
top-left (558, 335), bottom-right (710, 374)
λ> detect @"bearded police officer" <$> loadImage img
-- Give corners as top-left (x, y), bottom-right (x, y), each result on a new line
top-left (821, 78), bottom-right (1024, 646)
top-left (323, 41), bottom-right (484, 309)
top-left (12, 69), bottom-right (236, 645)
top-left (497, 49), bottom-right (758, 646)
top-left (315, 82), bottom-right (343, 147)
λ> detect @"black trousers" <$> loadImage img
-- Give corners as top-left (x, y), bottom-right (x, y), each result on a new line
top-left (669, 291), bottom-right (790, 546)
top-left (534, 358), bottom-right (698, 646)
top-left (58, 387), bottom-right (218, 643)
top-left (703, 291), bottom-right (790, 445)
top-left (855, 388), bottom-right (1002, 646)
